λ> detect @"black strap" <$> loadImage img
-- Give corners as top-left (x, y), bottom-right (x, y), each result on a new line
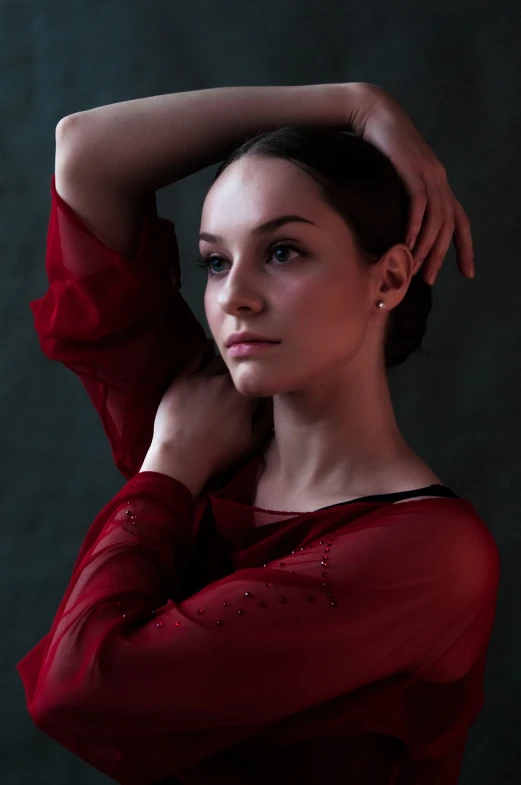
top-left (315, 483), bottom-right (460, 513)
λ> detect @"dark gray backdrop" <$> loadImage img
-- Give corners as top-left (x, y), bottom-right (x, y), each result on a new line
top-left (3, 0), bottom-right (518, 782)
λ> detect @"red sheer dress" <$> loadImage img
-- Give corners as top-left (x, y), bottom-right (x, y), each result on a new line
top-left (17, 175), bottom-right (500, 785)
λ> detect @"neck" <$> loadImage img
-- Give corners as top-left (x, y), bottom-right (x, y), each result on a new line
top-left (263, 363), bottom-right (417, 497)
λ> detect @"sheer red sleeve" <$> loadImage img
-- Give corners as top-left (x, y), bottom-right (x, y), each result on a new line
top-left (29, 174), bottom-right (209, 479)
top-left (16, 473), bottom-right (500, 784)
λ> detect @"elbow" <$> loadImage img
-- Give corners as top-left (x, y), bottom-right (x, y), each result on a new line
top-left (55, 113), bottom-right (86, 144)
top-left (31, 683), bottom-right (84, 735)
top-left (55, 113), bottom-right (91, 168)
top-left (31, 688), bottom-right (63, 732)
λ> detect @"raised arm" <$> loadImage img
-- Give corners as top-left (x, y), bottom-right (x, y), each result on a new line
top-left (57, 82), bottom-right (474, 282)
top-left (56, 83), bottom-right (361, 194)
top-left (54, 83), bottom-right (358, 259)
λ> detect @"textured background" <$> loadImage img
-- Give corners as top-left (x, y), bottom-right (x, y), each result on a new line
top-left (3, 0), bottom-right (518, 782)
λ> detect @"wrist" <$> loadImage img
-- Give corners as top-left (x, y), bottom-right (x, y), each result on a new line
top-left (139, 445), bottom-right (208, 498)
top-left (342, 82), bottom-right (388, 134)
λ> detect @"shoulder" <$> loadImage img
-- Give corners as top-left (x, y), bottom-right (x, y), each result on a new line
top-left (334, 498), bottom-right (500, 598)
top-left (433, 500), bottom-right (500, 597)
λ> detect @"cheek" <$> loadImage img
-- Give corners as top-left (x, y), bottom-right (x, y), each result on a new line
top-left (284, 280), bottom-right (367, 354)
top-left (204, 291), bottom-right (221, 341)
top-left (203, 276), bottom-right (368, 366)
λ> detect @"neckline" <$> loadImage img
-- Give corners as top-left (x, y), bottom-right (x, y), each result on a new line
top-left (252, 483), bottom-right (460, 516)
top-left (316, 482), bottom-right (459, 512)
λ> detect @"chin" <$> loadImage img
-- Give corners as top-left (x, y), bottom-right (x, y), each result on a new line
top-left (230, 371), bottom-right (283, 399)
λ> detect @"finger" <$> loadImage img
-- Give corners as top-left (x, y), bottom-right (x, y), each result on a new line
top-left (451, 194), bottom-right (475, 278)
top-left (419, 189), bottom-right (455, 285)
top-left (409, 173), bottom-right (446, 278)
top-left (404, 171), bottom-right (428, 250)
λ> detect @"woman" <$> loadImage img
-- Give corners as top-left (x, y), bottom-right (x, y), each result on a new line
top-left (18, 83), bottom-right (498, 785)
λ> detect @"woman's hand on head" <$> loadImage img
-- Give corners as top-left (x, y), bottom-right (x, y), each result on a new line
top-left (352, 85), bottom-right (475, 287)
top-left (149, 342), bottom-right (274, 484)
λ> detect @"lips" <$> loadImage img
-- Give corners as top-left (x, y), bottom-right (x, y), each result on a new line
top-left (226, 331), bottom-right (280, 347)
top-left (227, 340), bottom-right (280, 356)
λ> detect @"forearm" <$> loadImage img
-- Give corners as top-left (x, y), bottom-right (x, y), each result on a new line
top-left (57, 82), bottom-right (378, 194)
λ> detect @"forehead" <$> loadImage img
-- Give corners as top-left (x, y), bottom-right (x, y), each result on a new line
top-left (203, 156), bottom-right (322, 218)
top-left (201, 155), bottom-right (326, 224)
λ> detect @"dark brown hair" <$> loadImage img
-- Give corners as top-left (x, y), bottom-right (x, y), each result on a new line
top-left (210, 126), bottom-right (432, 369)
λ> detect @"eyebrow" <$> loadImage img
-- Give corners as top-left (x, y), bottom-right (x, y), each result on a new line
top-left (198, 215), bottom-right (317, 243)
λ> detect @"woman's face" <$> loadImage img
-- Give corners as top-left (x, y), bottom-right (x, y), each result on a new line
top-left (199, 155), bottom-right (385, 399)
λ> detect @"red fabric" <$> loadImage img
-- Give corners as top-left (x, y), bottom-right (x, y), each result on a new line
top-left (17, 174), bottom-right (500, 785)
top-left (27, 173), bottom-right (208, 480)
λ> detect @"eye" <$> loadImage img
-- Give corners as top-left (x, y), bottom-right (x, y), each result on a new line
top-left (195, 243), bottom-right (304, 276)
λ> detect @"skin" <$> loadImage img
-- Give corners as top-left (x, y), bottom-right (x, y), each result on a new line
top-left (199, 154), bottom-right (441, 502)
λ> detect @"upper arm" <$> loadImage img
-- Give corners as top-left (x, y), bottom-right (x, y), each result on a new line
top-left (31, 128), bottom-right (208, 479)
top-left (55, 117), bottom-right (154, 260)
